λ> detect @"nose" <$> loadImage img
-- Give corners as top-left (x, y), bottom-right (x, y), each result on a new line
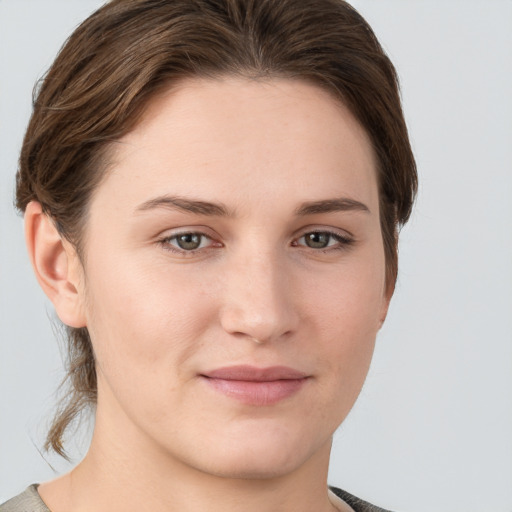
top-left (219, 250), bottom-right (299, 344)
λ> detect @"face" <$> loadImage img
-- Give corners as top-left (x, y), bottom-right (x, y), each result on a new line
top-left (76, 78), bottom-right (389, 479)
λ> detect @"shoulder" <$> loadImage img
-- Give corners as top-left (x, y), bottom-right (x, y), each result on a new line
top-left (330, 486), bottom-right (395, 512)
top-left (0, 486), bottom-right (50, 512)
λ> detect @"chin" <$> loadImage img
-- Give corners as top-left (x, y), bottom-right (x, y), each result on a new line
top-left (179, 424), bottom-right (331, 481)
top-left (197, 452), bottom-right (306, 481)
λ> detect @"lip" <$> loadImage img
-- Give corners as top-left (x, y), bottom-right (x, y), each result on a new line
top-left (200, 365), bottom-right (309, 406)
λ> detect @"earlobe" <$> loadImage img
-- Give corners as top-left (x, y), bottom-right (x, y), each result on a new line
top-left (378, 286), bottom-right (394, 330)
top-left (24, 201), bottom-right (86, 328)
top-left (378, 301), bottom-right (390, 329)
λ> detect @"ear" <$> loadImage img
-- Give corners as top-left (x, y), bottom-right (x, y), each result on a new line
top-left (378, 296), bottom-right (391, 329)
top-left (378, 281), bottom-right (394, 330)
top-left (24, 201), bottom-right (86, 328)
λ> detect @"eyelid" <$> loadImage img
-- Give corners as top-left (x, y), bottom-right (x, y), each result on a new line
top-left (155, 225), bottom-right (355, 255)
top-left (293, 224), bottom-right (354, 239)
top-left (157, 227), bottom-right (222, 254)
top-left (292, 226), bottom-right (355, 250)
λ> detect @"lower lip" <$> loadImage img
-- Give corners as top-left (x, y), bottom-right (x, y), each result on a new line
top-left (202, 377), bottom-right (307, 406)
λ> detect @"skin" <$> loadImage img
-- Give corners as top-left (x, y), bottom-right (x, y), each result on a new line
top-left (26, 78), bottom-right (390, 512)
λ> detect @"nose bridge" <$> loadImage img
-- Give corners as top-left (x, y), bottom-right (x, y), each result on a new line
top-left (219, 244), bottom-right (297, 343)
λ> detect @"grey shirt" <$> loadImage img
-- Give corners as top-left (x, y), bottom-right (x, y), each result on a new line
top-left (0, 486), bottom-right (49, 512)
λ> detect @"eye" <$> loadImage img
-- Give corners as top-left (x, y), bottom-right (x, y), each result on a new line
top-left (294, 231), bottom-right (353, 250)
top-left (160, 232), bottom-right (216, 252)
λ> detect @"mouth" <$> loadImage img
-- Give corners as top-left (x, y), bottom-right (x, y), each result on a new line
top-left (199, 365), bottom-right (309, 406)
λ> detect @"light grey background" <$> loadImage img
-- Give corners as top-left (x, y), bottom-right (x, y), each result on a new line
top-left (1, 1), bottom-right (511, 511)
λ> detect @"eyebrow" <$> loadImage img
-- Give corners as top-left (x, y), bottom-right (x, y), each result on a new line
top-left (135, 195), bottom-right (370, 217)
top-left (295, 198), bottom-right (370, 216)
top-left (135, 195), bottom-right (232, 216)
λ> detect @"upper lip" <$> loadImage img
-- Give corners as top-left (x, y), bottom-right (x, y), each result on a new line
top-left (202, 365), bottom-right (307, 381)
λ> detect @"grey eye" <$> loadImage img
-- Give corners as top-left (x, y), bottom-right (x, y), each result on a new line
top-left (175, 233), bottom-right (203, 250)
top-left (303, 232), bottom-right (332, 249)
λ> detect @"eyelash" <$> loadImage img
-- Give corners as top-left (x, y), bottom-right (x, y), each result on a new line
top-left (292, 230), bottom-right (354, 251)
top-left (158, 232), bottom-right (220, 255)
top-left (158, 229), bottom-right (354, 255)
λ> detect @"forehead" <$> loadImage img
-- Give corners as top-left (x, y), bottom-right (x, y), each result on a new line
top-left (98, 77), bottom-right (378, 214)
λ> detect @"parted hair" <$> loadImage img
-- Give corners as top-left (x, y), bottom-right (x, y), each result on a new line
top-left (16, 0), bottom-right (417, 458)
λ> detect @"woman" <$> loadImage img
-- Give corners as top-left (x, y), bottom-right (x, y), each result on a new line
top-left (1, 0), bottom-right (416, 511)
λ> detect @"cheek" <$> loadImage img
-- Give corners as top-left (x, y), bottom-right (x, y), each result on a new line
top-left (81, 257), bottom-right (216, 386)
top-left (305, 251), bottom-right (386, 336)
top-left (302, 254), bottom-right (386, 393)
top-left (81, 263), bottom-right (221, 432)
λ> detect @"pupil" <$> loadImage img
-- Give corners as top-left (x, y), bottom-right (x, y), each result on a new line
top-left (306, 232), bottom-right (329, 248)
top-left (177, 233), bottom-right (201, 250)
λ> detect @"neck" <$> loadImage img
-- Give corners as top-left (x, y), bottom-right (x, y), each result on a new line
top-left (40, 395), bottom-right (339, 512)
top-left (72, 437), bottom-right (335, 512)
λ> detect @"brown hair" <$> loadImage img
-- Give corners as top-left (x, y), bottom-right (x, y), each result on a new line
top-left (16, 0), bottom-right (417, 458)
